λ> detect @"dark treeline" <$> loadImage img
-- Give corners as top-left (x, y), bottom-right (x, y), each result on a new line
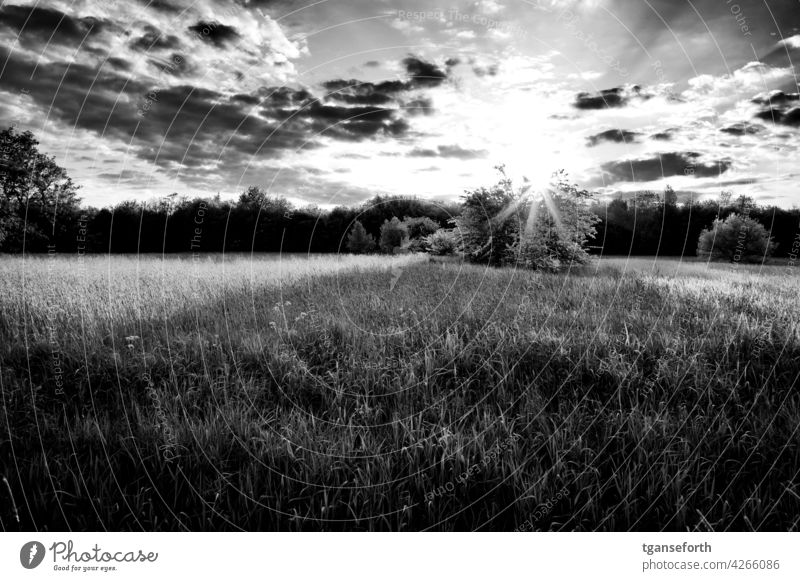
top-left (590, 190), bottom-right (800, 258)
top-left (24, 187), bottom-right (799, 257)
top-left (34, 188), bottom-right (461, 254)
top-left (2, 127), bottom-right (798, 256)
top-left (3, 127), bottom-right (799, 256)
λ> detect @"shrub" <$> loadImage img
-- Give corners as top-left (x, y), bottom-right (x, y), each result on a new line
top-left (697, 213), bottom-right (777, 262)
top-left (426, 229), bottom-right (458, 255)
top-left (456, 167), bottom-right (598, 270)
top-left (402, 216), bottom-right (440, 239)
top-left (454, 168), bottom-right (519, 265)
top-left (509, 174), bottom-right (599, 270)
top-left (379, 217), bottom-right (408, 254)
top-left (346, 220), bottom-right (376, 254)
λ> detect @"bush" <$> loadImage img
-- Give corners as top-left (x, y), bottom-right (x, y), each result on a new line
top-left (456, 167), bottom-right (598, 270)
top-left (346, 220), bottom-right (376, 254)
top-left (402, 216), bottom-right (440, 239)
top-left (426, 229), bottom-right (458, 255)
top-left (454, 169), bottom-right (519, 265)
top-left (509, 175), bottom-right (599, 270)
top-left (697, 213), bottom-right (777, 262)
top-left (379, 217), bottom-right (408, 254)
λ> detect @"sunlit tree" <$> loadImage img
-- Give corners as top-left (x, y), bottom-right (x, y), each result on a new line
top-left (0, 127), bottom-right (81, 251)
top-left (456, 167), bottom-right (599, 270)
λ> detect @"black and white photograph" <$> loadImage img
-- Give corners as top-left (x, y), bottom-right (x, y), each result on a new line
top-left (0, 0), bottom-right (799, 573)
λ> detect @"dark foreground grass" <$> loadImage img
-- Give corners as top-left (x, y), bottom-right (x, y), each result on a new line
top-left (1, 255), bottom-right (799, 531)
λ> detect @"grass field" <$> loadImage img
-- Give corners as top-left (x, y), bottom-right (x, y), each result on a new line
top-left (1, 253), bottom-right (799, 531)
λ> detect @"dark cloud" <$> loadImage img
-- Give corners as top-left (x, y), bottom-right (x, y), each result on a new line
top-left (587, 129), bottom-right (639, 146)
top-left (147, 53), bottom-right (193, 77)
top-left (651, 129), bottom-right (675, 140)
top-left (601, 152), bottom-right (732, 183)
top-left (402, 56), bottom-right (448, 88)
top-left (407, 144), bottom-right (487, 159)
top-left (573, 86), bottom-right (650, 110)
top-left (472, 63), bottom-right (499, 77)
top-left (299, 102), bottom-right (410, 142)
top-left (574, 87), bottom-right (626, 110)
top-left (363, 60), bottom-right (381, 67)
top-left (754, 106), bottom-right (800, 127)
top-left (751, 90), bottom-right (800, 106)
top-left (137, 0), bottom-right (185, 14)
top-left (254, 86), bottom-right (313, 109)
top-left (0, 45), bottom-right (416, 171)
top-left (187, 20), bottom-right (240, 48)
top-left (106, 57), bottom-right (132, 71)
top-left (322, 80), bottom-right (395, 105)
top-left (0, 44), bottom-right (147, 143)
top-left (322, 57), bottom-right (449, 111)
top-left (405, 97), bottom-right (434, 115)
top-left (130, 24), bottom-right (182, 52)
top-left (235, 0), bottom-right (293, 10)
top-left (720, 122), bottom-right (762, 136)
top-left (0, 4), bottom-right (112, 48)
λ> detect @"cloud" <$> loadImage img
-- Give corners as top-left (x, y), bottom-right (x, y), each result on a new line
top-left (402, 56), bottom-right (448, 88)
top-left (129, 24), bottom-right (182, 52)
top-left (778, 34), bottom-right (800, 50)
top-left (751, 90), bottom-right (800, 107)
top-left (754, 107), bottom-right (800, 127)
top-left (684, 62), bottom-right (794, 105)
top-left (573, 85), bottom-right (649, 110)
top-left (0, 4), bottom-right (114, 48)
top-left (321, 57), bottom-right (450, 112)
top-left (0, 44), bottom-right (420, 172)
top-left (407, 144), bottom-right (488, 159)
top-left (600, 152), bottom-right (732, 183)
top-left (136, 0), bottom-right (185, 14)
top-left (586, 129), bottom-right (639, 146)
top-left (650, 129), bottom-right (675, 141)
top-left (187, 20), bottom-right (241, 48)
top-left (322, 80), bottom-right (397, 105)
top-left (405, 97), bottom-right (434, 115)
top-left (720, 122), bottom-right (762, 136)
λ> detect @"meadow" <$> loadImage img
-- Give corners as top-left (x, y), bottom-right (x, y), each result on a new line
top-left (1, 253), bottom-right (799, 531)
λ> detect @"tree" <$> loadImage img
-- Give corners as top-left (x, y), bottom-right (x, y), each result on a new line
top-left (0, 127), bottom-right (81, 251)
top-left (733, 194), bottom-right (756, 213)
top-left (403, 216), bottom-right (439, 251)
top-left (697, 213), bottom-right (777, 262)
top-left (510, 172), bottom-right (599, 271)
top-left (633, 190), bottom-right (660, 210)
top-left (454, 166), bottom-right (521, 265)
top-left (664, 184), bottom-right (678, 206)
top-left (426, 229), bottom-right (457, 255)
top-left (379, 216), bottom-right (408, 253)
top-left (402, 216), bottom-right (439, 239)
top-left (346, 220), bottom-right (376, 254)
top-left (456, 167), bottom-right (599, 270)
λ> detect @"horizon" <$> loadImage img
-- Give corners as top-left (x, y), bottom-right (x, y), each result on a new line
top-left (1, 0), bottom-right (799, 208)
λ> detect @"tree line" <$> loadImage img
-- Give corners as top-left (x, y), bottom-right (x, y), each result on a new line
top-left (2, 127), bottom-right (798, 259)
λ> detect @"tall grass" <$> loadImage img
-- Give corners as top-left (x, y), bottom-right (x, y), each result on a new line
top-left (1, 254), bottom-right (798, 531)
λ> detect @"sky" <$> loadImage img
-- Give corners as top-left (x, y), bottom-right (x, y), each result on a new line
top-left (0, 0), bottom-right (799, 208)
